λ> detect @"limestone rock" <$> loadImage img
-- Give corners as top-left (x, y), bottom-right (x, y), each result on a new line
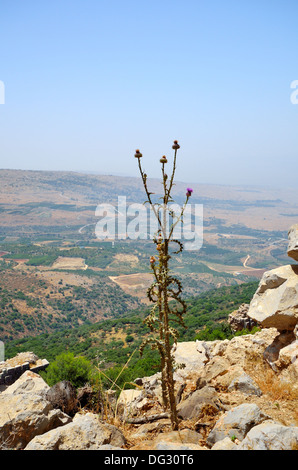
top-left (24, 412), bottom-right (126, 450)
top-left (247, 265), bottom-right (298, 331)
top-left (177, 386), bottom-right (222, 420)
top-left (117, 389), bottom-right (144, 419)
top-left (227, 373), bottom-right (262, 396)
top-left (130, 419), bottom-right (171, 439)
top-left (77, 384), bottom-right (98, 410)
top-left (0, 393), bottom-right (71, 449)
top-left (276, 339), bottom-right (298, 390)
top-left (1, 352), bottom-right (39, 368)
top-left (135, 373), bottom-right (163, 400)
top-left (228, 304), bottom-right (258, 332)
top-left (288, 224), bottom-right (298, 262)
top-left (174, 329), bottom-right (278, 389)
top-left (211, 436), bottom-right (238, 450)
top-left (206, 403), bottom-right (269, 447)
top-left (135, 428), bottom-right (207, 450)
top-left (45, 380), bottom-right (78, 417)
top-left (153, 429), bottom-right (203, 446)
top-left (263, 330), bottom-right (295, 366)
top-left (2, 370), bottom-right (50, 396)
top-left (237, 421), bottom-right (298, 450)
top-left (172, 341), bottom-right (209, 381)
top-left (196, 328), bottom-right (278, 390)
top-left (154, 441), bottom-right (207, 450)
top-left (277, 339), bottom-right (298, 369)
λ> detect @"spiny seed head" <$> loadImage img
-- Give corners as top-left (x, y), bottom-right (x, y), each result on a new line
top-left (172, 140), bottom-right (180, 150)
top-left (160, 155), bottom-right (167, 164)
top-left (134, 149), bottom-right (142, 158)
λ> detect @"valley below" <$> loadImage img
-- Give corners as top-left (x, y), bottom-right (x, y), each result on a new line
top-left (0, 169), bottom-right (296, 342)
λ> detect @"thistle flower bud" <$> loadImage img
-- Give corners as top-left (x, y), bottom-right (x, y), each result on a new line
top-left (150, 256), bottom-right (156, 264)
top-left (160, 155), bottom-right (167, 164)
top-left (172, 140), bottom-right (180, 150)
top-left (186, 187), bottom-right (193, 197)
top-left (134, 149), bottom-right (142, 158)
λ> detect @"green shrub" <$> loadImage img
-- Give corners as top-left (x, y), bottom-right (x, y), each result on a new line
top-left (41, 352), bottom-right (92, 388)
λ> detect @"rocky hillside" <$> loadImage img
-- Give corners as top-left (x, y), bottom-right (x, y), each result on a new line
top-left (0, 225), bottom-right (297, 451)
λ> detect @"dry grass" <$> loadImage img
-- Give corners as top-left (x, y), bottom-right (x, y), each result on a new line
top-left (255, 368), bottom-right (298, 402)
top-left (245, 351), bottom-right (298, 401)
top-left (243, 350), bottom-right (298, 425)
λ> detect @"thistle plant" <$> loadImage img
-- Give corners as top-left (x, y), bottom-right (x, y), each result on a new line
top-left (134, 140), bottom-right (192, 430)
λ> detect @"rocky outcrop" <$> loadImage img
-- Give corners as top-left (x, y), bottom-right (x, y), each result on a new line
top-left (247, 265), bottom-right (298, 331)
top-left (0, 352), bottom-right (49, 387)
top-left (288, 224), bottom-right (298, 262)
top-left (0, 371), bottom-right (125, 450)
top-left (173, 327), bottom-right (279, 389)
top-left (206, 403), bottom-right (269, 447)
top-left (177, 386), bottom-right (223, 420)
top-left (0, 371), bottom-right (71, 449)
top-left (1, 325), bottom-right (298, 450)
top-left (1, 369), bottom-right (49, 396)
top-left (228, 304), bottom-right (258, 332)
top-left (25, 413), bottom-right (126, 450)
top-left (236, 421), bottom-right (298, 450)
top-left (246, 224), bottom-right (298, 334)
top-left (118, 238), bottom-right (298, 450)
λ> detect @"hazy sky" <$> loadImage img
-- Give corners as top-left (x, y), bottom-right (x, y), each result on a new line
top-left (0, 0), bottom-right (298, 188)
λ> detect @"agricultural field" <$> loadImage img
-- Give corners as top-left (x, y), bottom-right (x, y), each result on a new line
top-left (0, 169), bottom-right (296, 343)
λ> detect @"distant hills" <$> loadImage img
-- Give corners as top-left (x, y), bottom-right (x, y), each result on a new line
top-left (0, 168), bottom-right (297, 235)
top-left (0, 168), bottom-right (297, 343)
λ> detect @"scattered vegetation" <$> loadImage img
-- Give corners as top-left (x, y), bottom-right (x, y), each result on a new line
top-left (5, 281), bottom-right (258, 371)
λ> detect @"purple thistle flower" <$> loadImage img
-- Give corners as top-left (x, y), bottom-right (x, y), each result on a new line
top-left (186, 187), bottom-right (193, 197)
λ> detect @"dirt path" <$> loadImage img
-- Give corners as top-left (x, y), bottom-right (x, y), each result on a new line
top-left (243, 254), bottom-right (251, 268)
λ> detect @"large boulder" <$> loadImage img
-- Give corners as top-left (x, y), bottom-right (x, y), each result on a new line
top-left (247, 265), bottom-right (298, 331)
top-left (171, 341), bottom-right (210, 382)
top-left (45, 380), bottom-right (78, 416)
top-left (194, 328), bottom-right (278, 390)
top-left (0, 371), bottom-right (71, 449)
top-left (227, 373), bottom-right (262, 396)
top-left (0, 393), bottom-right (71, 449)
top-left (206, 404), bottom-right (269, 447)
top-left (228, 304), bottom-right (258, 332)
top-left (288, 224), bottom-right (298, 262)
top-left (24, 412), bottom-right (126, 450)
top-left (237, 421), bottom-right (298, 450)
top-left (177, 386), bottom-right (222, 421)
top-left (1, 370), bottom-right (50, 396)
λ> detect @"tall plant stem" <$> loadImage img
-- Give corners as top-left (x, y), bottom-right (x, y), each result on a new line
top-left (136, 141), bottom-right (189, 431)
top-left (162, 238), bottom-right (179, 430)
